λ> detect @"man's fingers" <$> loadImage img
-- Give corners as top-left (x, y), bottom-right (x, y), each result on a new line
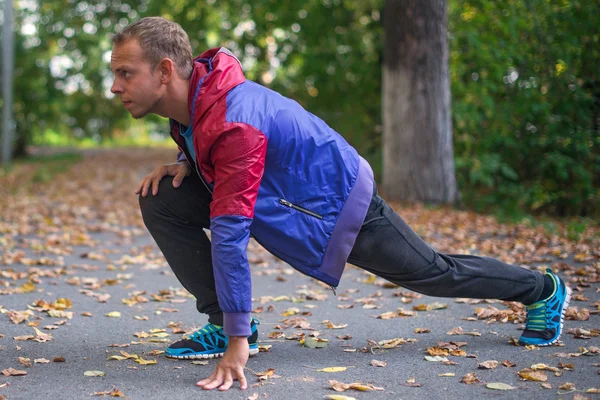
top-left (141, 179), bottom-right (151, 197)
top-left (172, 170), bottom-right (185, 188)
top-left (201, 369), bottom-right (224, 390)
top-left (151, 177), bottom-right (161, 195)
top-left (218, 378), bottom-right (234, 392)
top-left (236, 369), bottom-right (248, 390)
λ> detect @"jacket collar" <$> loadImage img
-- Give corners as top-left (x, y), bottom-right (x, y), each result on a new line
top-left (186, 47), bottom-right (245, 125)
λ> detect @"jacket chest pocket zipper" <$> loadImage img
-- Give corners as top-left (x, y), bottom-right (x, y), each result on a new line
top-left (279, 199), bottom-right (323, 220)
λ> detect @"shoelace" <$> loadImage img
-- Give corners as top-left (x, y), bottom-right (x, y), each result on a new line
top-left (186, 324), bottom-right (221, 340)
top-left (524, 302), bottom-right (547, 331)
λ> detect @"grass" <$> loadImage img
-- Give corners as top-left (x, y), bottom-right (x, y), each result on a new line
top-left (1, 150), bottom-right (84, 184)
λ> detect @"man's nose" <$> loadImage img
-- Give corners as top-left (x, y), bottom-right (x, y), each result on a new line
top-left (110, 79), bottom-right (122, 94)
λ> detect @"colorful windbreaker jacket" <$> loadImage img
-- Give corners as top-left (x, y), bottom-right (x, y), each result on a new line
top-left (170, 48), bottom-right (374, 337)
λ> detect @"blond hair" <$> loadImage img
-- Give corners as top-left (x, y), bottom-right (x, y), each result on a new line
top-left (112, 17), bottom-right (193, 79)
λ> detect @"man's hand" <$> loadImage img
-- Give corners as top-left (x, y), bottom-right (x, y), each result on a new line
top-left (196, 336), bottom-right (249, 391)
top-left (135, 162), bottom-right (191, 197)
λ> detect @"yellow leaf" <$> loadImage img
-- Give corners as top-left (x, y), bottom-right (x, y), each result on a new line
top-left (106, 311), bottom-right (121, 318)
top-left (107, 355), bottom-right (127, 361)
top-left (135, 358), bottom-right (156, 365)
top-left (438, 373), bottom-right (455, 377)
top-left (317, 367), bottom-right (348, 373)
top-left (323, 395), bottom-right (357, 400)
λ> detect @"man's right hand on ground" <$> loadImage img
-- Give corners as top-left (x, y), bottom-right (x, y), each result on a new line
top-left (135, 162), bottom-right (191, 197)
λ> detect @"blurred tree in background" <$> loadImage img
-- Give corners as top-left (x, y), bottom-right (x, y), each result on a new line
top-left (1, 0), bottom-right (598, 217)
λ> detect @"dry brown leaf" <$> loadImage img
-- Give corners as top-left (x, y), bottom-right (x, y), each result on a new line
top-left (478, 360), bottom-right (499, 369)
top-left (1, 368), bottom-right (27, 377)
top-left (447, 327), bottom-right (464, 335)
top-left (91, 386), bottom-right (124, 397)
top-left (17, 357), bottom-right (31, 368)
top-left (558, 382), bottom-right (576, 390)
top-left (255, 368), bottom-right (278, 381)
top-left (460, 373), bottom-right (480, 384)
top-left (414, 328), bottom-right (431, 334)
top-left (370, 360), bottom-right (387, 367)
top-left (517, 368), bottom-right (547, 382)
top-left (426, 347), bottom-right (449, 356)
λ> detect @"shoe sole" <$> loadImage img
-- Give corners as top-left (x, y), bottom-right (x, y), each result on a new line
top-left (522, 285), bottom-right (572, 347)
top-left (165, 347), bottom-right (260, 360)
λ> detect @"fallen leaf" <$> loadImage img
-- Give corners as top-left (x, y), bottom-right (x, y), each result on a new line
top-left (414, 328), bottom-right (431, 334)
top-left (34, 358), bottom-right (50, 364)
top-left (403, 377), bottom-right (422, 387)
top-left (1, 368), bottom-right (27, 377)
top-left (53, 357), bottom-right (65, 363)
top-left (460, 373), bottom-right (480, 384)
top-left (84, 370), bottom-right (105, 377)
top-left (107, 355), bottom-right (127, 361)
top-left (317, 367), bottom-right (348, 373)
top-left (438, 373), bottom-right (455, 377)
top-left (370, 360), bottom-right (387, 367)
top-left (303, 337), bottom-right (329, 349)
top-left (47, 310), bottom-right (73, 319)
top-left (105, 312), bottom-right (121, 318)
top-left (323, 321), bottom-right (348, 329)
top-left (425, 356), bottom-right (449, 362)
top-left (501, 360), bottom-right (516, 367)
top-left (247, 394), bottom-right (259, 400)
top-left (258, 345), bottom-right (272, 352)
top-left (531, 363), bottom-right (559, 372)
top-left (91, 386), bottom-right (124, 397)
top-left (134, 358), bottom-right (156, 365)
top-left (558, 382), bottom-right (576, 390)
top-left (190, 361), bottom-right (208, 365)
top-left (255, 368), bottom-right (278, 381)
top-left (426, 347), bottom-right (449, 356)
top-left (323, 395), bottom-right (357, 400)
top-left (517, 368), bottom-right (547, 382)
top-left (18, 357), bottom-right (32, 368)
top-left (328, 380), bottom-right (384, 392)
top-left (478, 360), bottom-right (499, 369)
top-left (447, 327), bottom-right (464, 335)
top-left (486, 382), bottom-right (516, 390)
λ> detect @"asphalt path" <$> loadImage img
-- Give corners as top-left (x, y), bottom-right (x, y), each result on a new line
top-left (1, 228), bottom-right (598, 400)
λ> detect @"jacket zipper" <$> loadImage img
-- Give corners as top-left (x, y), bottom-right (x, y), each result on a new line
top-left (170, 129), bottom-right (213, 194)
top-left (279, 199), bottom-right (323, 220)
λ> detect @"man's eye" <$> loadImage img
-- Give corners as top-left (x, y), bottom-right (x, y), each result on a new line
top-left (122, 71), bottom-right (131, 77)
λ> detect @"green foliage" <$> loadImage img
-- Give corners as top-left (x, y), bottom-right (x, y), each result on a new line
top-left (2, 0), bottom-right (598, 217)
top-left (449, 0), bottom-right (599, 217)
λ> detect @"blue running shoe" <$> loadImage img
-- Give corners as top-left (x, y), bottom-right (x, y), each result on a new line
top-left (518, 269), bottom-right (571, 346)
top-left (165, 318), bottom-right (259, 359)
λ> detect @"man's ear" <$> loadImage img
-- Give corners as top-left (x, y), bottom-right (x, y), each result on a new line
top-left (159, 58), bottom-right (175, 83)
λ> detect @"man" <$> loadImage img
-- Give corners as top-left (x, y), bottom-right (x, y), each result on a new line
top-left (110, 17), bottom-right (571, 392)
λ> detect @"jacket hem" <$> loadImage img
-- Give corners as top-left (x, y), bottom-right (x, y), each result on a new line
top-left (318, 156), bottom-right (374, 285)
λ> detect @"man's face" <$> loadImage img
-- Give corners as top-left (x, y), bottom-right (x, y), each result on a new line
top-left (110, 39), bottom-right (163, 119)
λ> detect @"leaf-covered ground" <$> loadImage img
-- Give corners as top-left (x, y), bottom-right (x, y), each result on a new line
top-left (0, 148), bottom-right (598, 400)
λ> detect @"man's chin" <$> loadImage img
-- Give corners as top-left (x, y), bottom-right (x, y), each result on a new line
top-left (129, 110), bottom-right (149, 119)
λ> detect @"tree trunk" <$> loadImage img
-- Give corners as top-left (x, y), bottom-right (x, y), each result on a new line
top-left (382, 0), bottom-right (458, 204)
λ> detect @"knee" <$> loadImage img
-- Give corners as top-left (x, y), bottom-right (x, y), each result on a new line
top-left (138, 176), bottom-right (176, 224)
